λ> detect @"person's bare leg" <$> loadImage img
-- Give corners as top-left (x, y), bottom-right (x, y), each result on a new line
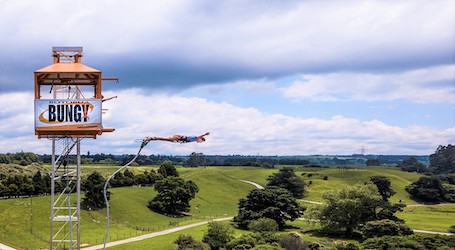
top-left (145, 135), bottom-right (182, 142)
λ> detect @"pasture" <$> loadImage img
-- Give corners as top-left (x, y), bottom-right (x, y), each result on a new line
top-left (0, 165), bottom-right (453, 249)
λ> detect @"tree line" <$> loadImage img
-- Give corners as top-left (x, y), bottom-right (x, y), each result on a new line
top-left (398, 144), bottom-right (455, 203)
top-left (1, 151), bottom-right (436, 168)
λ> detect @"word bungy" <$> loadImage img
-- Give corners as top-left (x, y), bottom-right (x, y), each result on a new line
top-left (48, 103), bottom-right (91, 122)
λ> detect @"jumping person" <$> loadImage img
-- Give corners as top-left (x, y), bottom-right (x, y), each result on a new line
top-left (144, 132), bottom-right (210, 143)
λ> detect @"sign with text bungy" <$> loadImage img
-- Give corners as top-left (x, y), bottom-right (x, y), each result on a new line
top-left (35, 99), bottom-right (102, 130)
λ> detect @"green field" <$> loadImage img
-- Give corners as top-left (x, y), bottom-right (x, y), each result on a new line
top-left (0, 165), bottom-right (453, 249)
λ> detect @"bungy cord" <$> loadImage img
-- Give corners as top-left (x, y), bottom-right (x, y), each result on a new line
top-left (103, 139), bottom-right (149, 249)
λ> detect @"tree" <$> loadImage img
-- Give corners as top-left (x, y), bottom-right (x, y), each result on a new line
top-left (158, 160), bottom-right (179, 177)
top-left (279, 233), bottom-right (308, 250)
top-left (306, 183), bottom-right (384, 237)
top-left (248, 218), bottom-right (279, 233)
top-left (186, 152), bottom-right (206, 168)
top-left (234, 186), bottom-right (304, 229)
top-left (429, 144), bottom-right (455, 174)
top-left (360, 219), bottom-right (413, 239)
top-left (398, 157), bottom-right (428, 173)
top-left (370, 176), bottom-right (395, 201)
top-left (0, 182), bottom-right (10, 197)
top-left (32, 170), bottom-right (47, 195)
top-left (0, 154), bottom-right (11, 164)
top-left (226, 234), bottom-right (257, 250)
top-left (82, 172), bottom-right (108, 210)
top-left (202, 221), bottom-right (234, 250)
top-left (122, 169), bottom-right (135, 186)
top-left (405, 176), bottom-right (446, 203)
top-left (366, 158), bottom-right (380, 166)
top-left (266, 167), bottom-right (305, 198)
top-left (147, 176), bottom-right (198, 215)
top-left (175, 234), bottom-right (209, 250)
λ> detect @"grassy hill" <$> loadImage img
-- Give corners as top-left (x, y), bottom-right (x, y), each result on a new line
top-left (0, 165), bottom-right (453, 249)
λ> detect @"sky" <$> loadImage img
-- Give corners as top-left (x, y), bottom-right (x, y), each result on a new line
top-left (0, 0), bottom-right (454, 156)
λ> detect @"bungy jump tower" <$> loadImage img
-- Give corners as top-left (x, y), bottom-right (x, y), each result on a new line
top-left (34, 47), bottom-right (117, 249)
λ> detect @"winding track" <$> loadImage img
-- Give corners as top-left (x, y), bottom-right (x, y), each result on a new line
top-left (81, 217), bottom-right (232, 250)
top-left (82, 179), bottom-right (453, 249)
top-left (2, 180), bottom-right (452, 250)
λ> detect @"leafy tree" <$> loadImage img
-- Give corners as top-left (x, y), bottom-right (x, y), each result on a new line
top-left (266, 167), bottom-right (305, 198)
top-left (186, 152), bottom-right (206, 168)
top-left (226, 233), bottom-right (260, 250)
top-left (234, 186), bottom-right (304, 229)
top-left (122, 169), bottom-right (135, 186)
top-left (248, 218), bottom-right (279, 234)
top-left (0, 154), bottom-right (11, 164)
top-left (82, 172), bottom-right (108, 210)
top-left (429, 144), bottom-right (455, 174)
top-left (366, 158), bottom-right (380, 166)
top-left (158, 160), bottom-right (179, 177)
top-left (361, 235), bottom-right (455, 250)
top-left (175, 234), bottom-right (209, 250)
top-left (279, 233), bottom-right (308, 250)
top-left (8, 184), bottom-right (19, 197)
top-left (307, 183), bottom-right (385, 237)
top-left (147, 176), bottom-right (198, 215)
top-left (405, 176), bottom-right (446, 203)
top-left (20, 183), bottom-right (34, 196)
top-left (32, 170), bottom-right (47, 195)
top-left (110, 171), bottom-right (125, 187)
top-left (370, 176), bottom-right (395, 201)
top-left (202, 221), bottom-right (235, 250)
top-left (0, 182), bottom-right (10, 197)
top-left (360, 219), bottom-right (413, 239)
top-left (398, 157), bottom-right (428, 173)
top-left (11, 152), bottom-right (39, 165)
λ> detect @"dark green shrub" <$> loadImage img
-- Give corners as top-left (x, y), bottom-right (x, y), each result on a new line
top-left (362, 236), bottom-right (424, 250)
top-left (174, 234), bottom-right (209, 250)
top-left (248, 218), bottom-right (279, 233)
top-left (278, 233), bottom-right (308, 250)
top-left (360, 219), bottom-right (413, 238)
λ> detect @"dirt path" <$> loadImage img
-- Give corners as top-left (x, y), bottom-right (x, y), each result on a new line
top-left (299, 199), bottom-right (323, 205)
top-left (0, 242), bottom-right (16, 250)
top-left (5, 179), bottom-right (450, 250)
top-left (407, 203), bottom-right (455, 207)
top-left (240, 180), bottom-right (264, 189)
top-left (81, 217), bottom-right (233, 250)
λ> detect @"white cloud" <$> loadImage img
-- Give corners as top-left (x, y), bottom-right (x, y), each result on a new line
top-left (281, 64), bottom-right (455, 103)
top-left (1, 1), bottom-right (453, 71)
top-left (1, 90), bottom-right (452, 155)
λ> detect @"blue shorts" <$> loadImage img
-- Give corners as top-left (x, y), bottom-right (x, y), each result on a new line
top-left (185, 136), bottom-right (198, 142)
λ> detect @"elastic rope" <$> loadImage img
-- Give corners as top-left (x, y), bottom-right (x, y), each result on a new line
top-left (103, 140), bottom-right (148, 249)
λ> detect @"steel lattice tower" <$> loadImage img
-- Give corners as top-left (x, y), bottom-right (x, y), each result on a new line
top-left (34, 47), bottom-right (116, 249)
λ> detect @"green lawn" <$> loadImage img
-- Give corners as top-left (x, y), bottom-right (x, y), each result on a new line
top-left (0, 165), bottom-right (452, 249)
top-left (297, 166), bottom-right (422, 204)
top-left (397, 204), bottom-right (455, 232)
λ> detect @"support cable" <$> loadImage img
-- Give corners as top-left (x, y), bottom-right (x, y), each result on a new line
top-left (103, 139), bottom-right (149, 249)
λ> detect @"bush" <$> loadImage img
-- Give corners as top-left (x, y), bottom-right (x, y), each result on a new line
top-left (362, 234), bottom-right (455, 250)
top-left (362, 236), bottom-right (424, 250)
top-left (333, 241), bottom-right (361, 250)
top-left (251, 244), bottom-right (284, 250)
top-left (248, 218), bottom-right (279, 233)
top-left (227, 234), bottom-right (257, 250)
top-left (175, 234), bottom-right (209, 250)
top-left (405, 176), bottom-right (446, 203)
top-left (202, 221), bottom-right (235, 250)
top-left (278, 233), bottom-right (308, 250)
top-left (360, 219), bottom-right (413, 239)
